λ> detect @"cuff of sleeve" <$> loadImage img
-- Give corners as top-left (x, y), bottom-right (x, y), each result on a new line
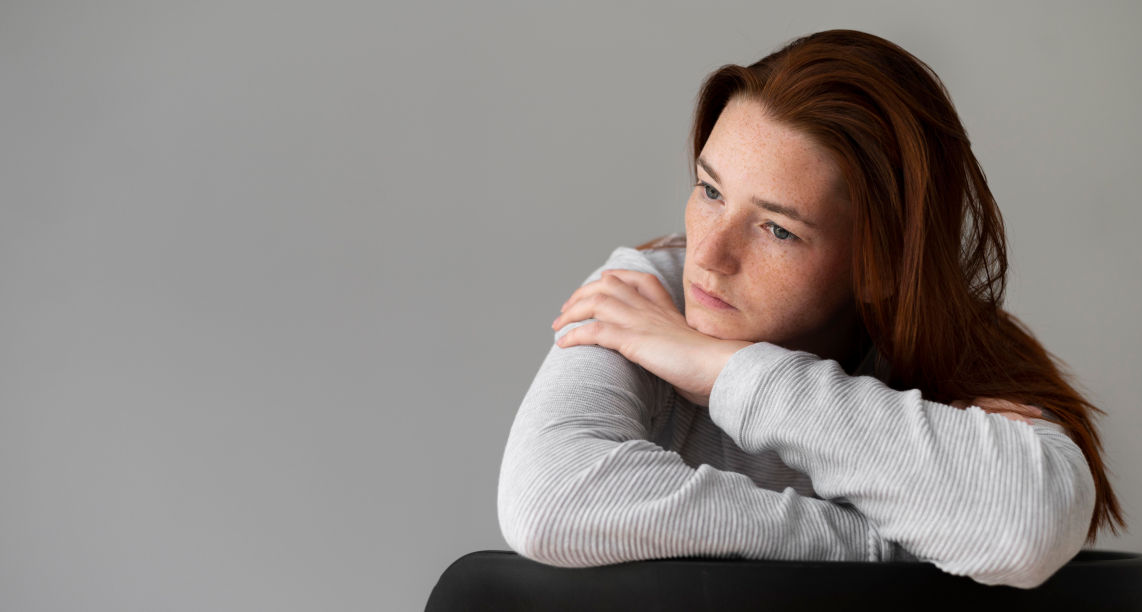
top-left (707, 341), bottom-right (794, 438)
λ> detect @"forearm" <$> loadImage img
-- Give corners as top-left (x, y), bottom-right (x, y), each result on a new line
top-left (707, 342), bottom-right (1095, 588)
top-left (498, 343), bottom-right (896, 567)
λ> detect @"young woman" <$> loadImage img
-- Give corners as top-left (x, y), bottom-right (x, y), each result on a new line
top-left (497, 29), bottom-right (1123, 589)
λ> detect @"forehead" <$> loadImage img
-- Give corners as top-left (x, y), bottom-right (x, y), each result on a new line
top-left (702, 98), bottom-right (850, 229)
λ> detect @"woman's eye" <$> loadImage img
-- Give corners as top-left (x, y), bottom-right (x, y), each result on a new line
top-left (699, 182), bottom-right (721, 201)
top-left (765, 221), bottom-right (797, 242)
top-left (697, 181), bottom-right (799, 243)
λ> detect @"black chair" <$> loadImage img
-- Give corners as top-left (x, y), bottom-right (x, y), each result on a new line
top-left (425, 549), bottom-right (1142, 611)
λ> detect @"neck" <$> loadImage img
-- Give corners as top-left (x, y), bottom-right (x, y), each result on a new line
top-left (787, 306), bottom-right (867, 374)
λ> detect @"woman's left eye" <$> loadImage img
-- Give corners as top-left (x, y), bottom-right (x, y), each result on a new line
top-left (764, 221), bottom-right (797, 241)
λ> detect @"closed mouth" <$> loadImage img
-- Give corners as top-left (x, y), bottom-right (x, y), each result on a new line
top-left (693, 282), bottom-right (734, 308)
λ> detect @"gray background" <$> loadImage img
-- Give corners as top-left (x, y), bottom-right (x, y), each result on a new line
top-left (2, 1), bottom-right (1139, 610)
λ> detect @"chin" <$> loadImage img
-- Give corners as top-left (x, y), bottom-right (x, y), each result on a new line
top-left (684, 311), bottom-right (711, 335)
top-left (685, 311), bottom-right (739, 341)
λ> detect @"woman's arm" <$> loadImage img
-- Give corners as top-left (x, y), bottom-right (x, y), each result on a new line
top-left (498, 250), bottom-right (898, 566)
top-left (497, 339), bottom-right (895, 567)
top-left (706, 342), bottom-right (1096, 589)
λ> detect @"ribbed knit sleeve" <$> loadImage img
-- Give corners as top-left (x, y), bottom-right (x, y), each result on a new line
top-left (496, 248), bottom-right (896, 567)
top-left (707, 342), bottom-right (1096, 589)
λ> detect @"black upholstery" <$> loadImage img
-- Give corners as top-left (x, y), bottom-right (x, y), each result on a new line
top-left (425, 549), bottom-right (1142, 611)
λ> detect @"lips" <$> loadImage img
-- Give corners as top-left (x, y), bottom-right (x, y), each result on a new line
top-left (692, 282), bottom-right (735, 309)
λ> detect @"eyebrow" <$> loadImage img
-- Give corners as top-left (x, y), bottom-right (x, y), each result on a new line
top-left (697, 156), bottom-right (819, 229)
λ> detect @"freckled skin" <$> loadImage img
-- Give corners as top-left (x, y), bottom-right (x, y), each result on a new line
top-left (683, 96), bottom-right (863, 368)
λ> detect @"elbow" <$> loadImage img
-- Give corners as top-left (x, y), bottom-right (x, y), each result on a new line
top-left (497, 504), bottom-right (545, 564)
top-left (497, 431), bottom-right (564, 566)
top-left (933, 503), bottom-right (1092, 589)
top-left (976, 511), bottom-right (1090, 589)
top-left (982, 526), bottom-right (1085, 589)
top-left (1011, 437), bottom-right (1097, 588)
top-left (497, 456), bottom-right (581, 567)
top-left (1008, 475), bottom-right (1096, 588)
top-left (949, 444), bottom-right (1097, 589)
top-left (497, 461), bottom-right (546, 564)
top-left (498, 436), bottom-right (659, 567)
top-left (497, 484), bottom-right (583, 568)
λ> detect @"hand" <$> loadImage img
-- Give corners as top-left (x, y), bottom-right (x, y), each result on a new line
top-left (950, 396), bottom-right (1045, 424)
top-left (551, 269), bottom-right (752, 407)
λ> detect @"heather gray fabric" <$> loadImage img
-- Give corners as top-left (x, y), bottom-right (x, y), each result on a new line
top-left (498, 237), bottom-right (1091, 589)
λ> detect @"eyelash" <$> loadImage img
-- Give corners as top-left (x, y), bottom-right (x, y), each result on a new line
top-left (695, 181), bottom-right (799, 242)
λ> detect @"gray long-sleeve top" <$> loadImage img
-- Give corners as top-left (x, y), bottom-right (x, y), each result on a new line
top-left (497, 238), bottom-right (1095, 589)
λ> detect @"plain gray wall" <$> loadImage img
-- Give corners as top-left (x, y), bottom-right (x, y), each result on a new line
top-left (2, 1), bottom-right (1139, 610)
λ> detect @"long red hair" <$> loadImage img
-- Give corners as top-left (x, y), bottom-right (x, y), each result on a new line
top-left (639, 29), bottom-right (1124, 542)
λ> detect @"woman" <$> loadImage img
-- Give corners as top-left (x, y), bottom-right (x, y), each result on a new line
top-left (497, 29), bottom-right (1123, 589)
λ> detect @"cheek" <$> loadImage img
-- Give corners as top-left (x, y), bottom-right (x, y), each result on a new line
top-left (815, 246), bottom-right (853, 292)
top-left (684, 193), bottom-right (715, 226)
top-left (791, 257), bottom-right (854, 318)
top-left (682, 196), bottom-right (714, 284)
top-left (739, 256), bottom-right (843, 322)
top-left (683, 197), bottom-right (700, 232)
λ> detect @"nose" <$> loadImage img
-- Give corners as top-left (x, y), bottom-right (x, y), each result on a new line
top-left (693, 216), bottom-right (743, 276)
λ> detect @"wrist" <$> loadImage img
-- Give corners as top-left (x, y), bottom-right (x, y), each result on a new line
top-left (707, 339), bottom-right (753, 391)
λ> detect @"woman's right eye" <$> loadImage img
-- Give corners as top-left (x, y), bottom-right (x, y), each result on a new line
top-left (697, 181), bottom-right (721, 201)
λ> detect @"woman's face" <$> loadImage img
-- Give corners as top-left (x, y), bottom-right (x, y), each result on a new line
top-left (683, 97), bottom-right (859, 361)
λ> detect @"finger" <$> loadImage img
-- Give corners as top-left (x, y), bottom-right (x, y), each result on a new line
top-left (555, 275), bottom-right (645, 330)
top-left (556, 320), bottom-right (591, 347)
top-left (558, 274), bottom-right (610, 312)
top-left (554, 287), bottom-right (637, 331)
top-left (559, 271), bottom-right (643, 313)
top-left (973, 397), bottom-right (1043, 417)
top-left (597, 269), bottom-right (676, 310)
top-left (559, 269), bottom-right (670, 314)
top-left (956, 397), bottom-right (1030, 414)
top-left (949, 398), bottom-right (1044, 423)
top-left (555, 319), bottom-right (620, 351)
top-left (991, 410), bottom-right (1035, 424)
